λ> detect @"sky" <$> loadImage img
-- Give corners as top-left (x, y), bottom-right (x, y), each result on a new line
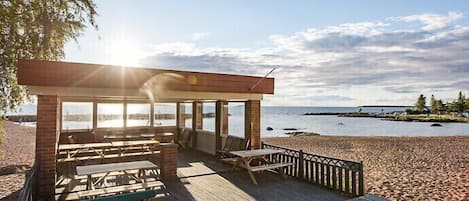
top-left (64, 0), bottom-right (469, 106)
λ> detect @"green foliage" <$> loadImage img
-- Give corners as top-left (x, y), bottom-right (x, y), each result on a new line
top-left (0, 0), bottom-right (98, 114)
top-left (415, 94), bottom-right (426, 113)
top-left (0, 120), bottom-right (4, 158)
top-left (455, 91), bottom-right (466, 113)
top-left (405, 108), bottom-right (420, 115)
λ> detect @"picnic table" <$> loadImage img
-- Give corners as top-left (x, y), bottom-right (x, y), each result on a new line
top-left (230, 149), bottom-right (294, 185)
top-left (76, 161), bottom-right (158, 190)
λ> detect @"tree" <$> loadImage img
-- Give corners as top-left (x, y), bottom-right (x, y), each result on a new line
top-left (466, 98), bottom-right (469, 112)
top-left (455, 91), bottom-right (466, 114)
top-left (430, 95), bottom-right (437, 114)
top-left (0, 0), bottom-right (97, 157)
top-left (415, 94), bottom-right (426, 113)
top-left (435, 99), bottom-right (445, 114)
top-left (0, 0), bottom-right (98, 114)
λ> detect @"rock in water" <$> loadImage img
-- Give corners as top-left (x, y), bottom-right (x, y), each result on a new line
top-left (266, 126), bottom-right (274, 131)
top-left (283, 128), bottom-right (298, 131)
top-left (431, 123), bottom-right (442, 127)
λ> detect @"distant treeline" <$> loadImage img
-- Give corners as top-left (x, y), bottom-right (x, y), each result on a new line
top-left (409, 91), bottom-right (469, 115)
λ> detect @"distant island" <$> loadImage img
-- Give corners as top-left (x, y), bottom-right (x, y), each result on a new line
top-left (305, 92), bottom-right (469, 124)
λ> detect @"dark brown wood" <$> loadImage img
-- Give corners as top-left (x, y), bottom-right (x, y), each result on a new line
top-left (315, 162), bottom-right (319, 183)
top-left (359, 161), bottom-right (365, 195)
top-left (17, 59), bottom-right (274, 94)
top-left (326, 164), bottom-right (331, 188)
top-left (215, 101), bottom-right (223, 155)
top-left (352, 170), bottom-right (357, 195)
top-left (191, 102), bottom-right (198, 148)
top-left (338, 167), bottom-right (343, 192)
top-left (345, 170), bottom-right (350, 194)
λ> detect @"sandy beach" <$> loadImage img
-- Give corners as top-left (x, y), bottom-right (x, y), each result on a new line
top-left (264, 135), bottom-right (469, 201)
top-left (0, 121), bottom-right (35, 200)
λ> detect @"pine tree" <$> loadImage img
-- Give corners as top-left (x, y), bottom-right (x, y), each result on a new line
top-left (415, 94), bottom-right (426, 113)
top-left (455, 91), bottom-right (466, 114)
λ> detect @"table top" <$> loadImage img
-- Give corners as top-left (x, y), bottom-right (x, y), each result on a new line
top-left (58, 142), bottom-right (113, 150)
top-left (230, 149), bottom-right (283, 158)
top-left (110, 140), bottom-right (159, 147)
top-left (76, 161), bottom-right (158, 176)
top-left (103, 132), bottom-right (173, 138)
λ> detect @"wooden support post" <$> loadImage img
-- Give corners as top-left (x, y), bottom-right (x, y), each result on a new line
top-left (150, 103), bottom-right (155, 127)
top-left (222, 101), bottom-right (229, 135)
top-left (123, 100), bottom-right (127, 129)
top-left (176, 102), bottom-right (185, 129)
top-left (92, 100), bottom-right (97, 130)
top-left (196, 102), bottom-right (203, 130)
top-left (244, 100), bottom-right (261, 149)
top-left (215, 101), bottom-right (223, 155)
top-left (191, 102), bottom-right (200, 148)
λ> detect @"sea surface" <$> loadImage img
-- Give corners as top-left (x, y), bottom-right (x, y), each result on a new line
top-left (7, 104), bottom-right (469, 137)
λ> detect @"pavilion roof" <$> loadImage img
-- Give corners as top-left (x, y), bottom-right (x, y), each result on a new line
top-left (17, 59), bottom-right (274, 100)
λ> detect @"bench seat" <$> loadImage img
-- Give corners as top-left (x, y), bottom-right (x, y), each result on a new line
top-left (55, 181), bottom-right (164, 200)
top-left (248, 163), bottom-right (295, 172)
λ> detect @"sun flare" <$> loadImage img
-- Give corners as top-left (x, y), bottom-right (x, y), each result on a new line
top-left (104, 36), bottom-right (144, 66)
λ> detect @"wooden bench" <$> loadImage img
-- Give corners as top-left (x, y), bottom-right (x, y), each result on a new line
top-left (57, 151), bottom-right (161, 162)
top-left (249, 162), bottom-right (295, 172)
top-left (56, 181), bottom-right (164, 200)
top-left (81, 190), bottom-right (157, 201)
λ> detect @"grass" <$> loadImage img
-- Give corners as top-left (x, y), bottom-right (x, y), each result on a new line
top-left (394, 115), bottom-right (469, 123)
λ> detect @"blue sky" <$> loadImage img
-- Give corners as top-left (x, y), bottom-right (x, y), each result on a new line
top-left (64, 0), bottom-right (469, 106)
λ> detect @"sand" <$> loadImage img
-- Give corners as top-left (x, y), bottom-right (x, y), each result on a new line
top-left (264, 135), bottom-right (469, 201)
top-left (0, 121), bottom-right (35, 200)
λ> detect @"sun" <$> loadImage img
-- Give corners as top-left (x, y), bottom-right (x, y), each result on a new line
top-left (104, 35), bottom-right (144, 66)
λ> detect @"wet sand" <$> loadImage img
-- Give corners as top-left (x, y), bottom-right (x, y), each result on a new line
top-left (264, 135), bottom-right (469, 201)
top-left (0, 121), bottom-right (35, 200)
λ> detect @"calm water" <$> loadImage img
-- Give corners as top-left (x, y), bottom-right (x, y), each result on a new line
top-left (8, 104), bottom-right (469, 137)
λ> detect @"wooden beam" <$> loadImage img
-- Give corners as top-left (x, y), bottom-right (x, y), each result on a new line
top-left (27, 86), bottom-right (264, 101)
top-left (191, 102), bottom-right (198, 148)
top-left (245, 100), bottom-right (261, 149)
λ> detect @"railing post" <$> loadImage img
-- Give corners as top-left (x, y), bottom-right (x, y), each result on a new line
top-left (298, 149), bottom-right (304, 180)
top-left (358, 161), bottom-right (365, 195)
top-left (261, 141), bottom-right (264, 148)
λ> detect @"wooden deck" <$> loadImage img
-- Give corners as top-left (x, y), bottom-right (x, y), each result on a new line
top-left (56, 150), bottom-right (349, 201)
top-left (152, 150), bottom-right (348, 201)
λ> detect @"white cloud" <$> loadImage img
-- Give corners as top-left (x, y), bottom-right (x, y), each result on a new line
top-left (139, 12), bottom-right (469, 106)
top-left (390, 11), bottom-right (464, 31)
top-left (191, 32), bottom-right (210, 41)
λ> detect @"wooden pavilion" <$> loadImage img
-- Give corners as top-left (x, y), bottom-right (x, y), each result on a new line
top-left (17, 59), bottom-right (273, 200)
top-left (17, 59), bottom-right (364, 201)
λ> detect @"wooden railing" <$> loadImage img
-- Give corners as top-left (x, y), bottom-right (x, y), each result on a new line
top-left (18, 163), bottom-right (38, 201)
top-left (262, 143), bottom-right (364, 197)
